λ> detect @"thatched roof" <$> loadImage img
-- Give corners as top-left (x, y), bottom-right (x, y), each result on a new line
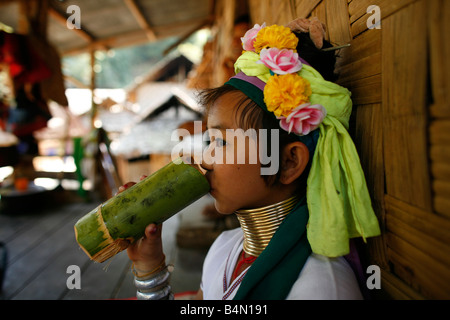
top-left (0, 0), bottom-right (214, 56)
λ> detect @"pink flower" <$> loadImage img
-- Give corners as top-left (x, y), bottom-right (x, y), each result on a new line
top-left (241, 23), bottom-right (266, 52)
top-left (257, 48), bottom-right (302, 75)
top-left (278, 103), bottom-right (327, 135)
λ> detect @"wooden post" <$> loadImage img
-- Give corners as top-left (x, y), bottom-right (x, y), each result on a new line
top-left (17, 0), bottom-right (49, 39)
top-left (90, 49), bottom-right (97, 129)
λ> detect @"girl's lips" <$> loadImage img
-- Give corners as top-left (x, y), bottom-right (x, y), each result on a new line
top-left (207, 178), bottom-right (217, 198)
top-left (204, 172), bottom-right (213, 189)
top-left (203, 172), bottom-right (218, 199)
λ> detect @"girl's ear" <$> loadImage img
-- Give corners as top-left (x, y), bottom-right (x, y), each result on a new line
top-left (279, 141), bottom-right (309, 185)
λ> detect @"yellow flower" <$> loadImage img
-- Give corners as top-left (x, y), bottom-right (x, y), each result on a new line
top-left (264, 74), bottom-right (312, 117)
top-left (253, 25), bottom-right (298, 54)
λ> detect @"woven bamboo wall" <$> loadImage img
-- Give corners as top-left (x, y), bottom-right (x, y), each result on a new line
top-left (206, 0), bottom-right (450, 299)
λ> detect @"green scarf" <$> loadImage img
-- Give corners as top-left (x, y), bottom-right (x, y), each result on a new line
top-left (233, 198), bottom-right (311, 300)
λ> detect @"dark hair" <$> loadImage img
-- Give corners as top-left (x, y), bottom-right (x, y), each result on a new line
top-left (295, 32), bottom-right (337, 82)
top-left (198, 32), bottom-right (337, 187)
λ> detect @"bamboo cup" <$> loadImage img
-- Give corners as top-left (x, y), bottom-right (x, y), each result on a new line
top-left (74, 158), bottom-right (210, 263)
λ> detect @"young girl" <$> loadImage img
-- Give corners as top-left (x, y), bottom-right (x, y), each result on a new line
top-left (124, 18), bottom-right (381, 300)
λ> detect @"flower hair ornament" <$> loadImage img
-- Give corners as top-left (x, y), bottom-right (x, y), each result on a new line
top-left (226, 21), bottom-right (380, 257)
top-left (237, 23), bottom-right (329, 137)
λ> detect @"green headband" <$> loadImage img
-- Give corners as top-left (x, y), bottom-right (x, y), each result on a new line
top-left (227, 24), bottom-right (380, 257)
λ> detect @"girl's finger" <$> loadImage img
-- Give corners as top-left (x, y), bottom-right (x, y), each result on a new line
top-left (117, 182), bottom-right (136, 194)
top-left (143, 223), bottom-right (162, 239)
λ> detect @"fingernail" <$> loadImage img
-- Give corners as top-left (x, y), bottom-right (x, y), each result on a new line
top-left (150, 226), bottom-right (158, 234)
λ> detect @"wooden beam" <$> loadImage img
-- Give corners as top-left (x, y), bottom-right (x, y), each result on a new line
top-left (62, 29), bottom-right (149, 56)
top-left (0, 0), bottom-right (18, 7)
top-left (123, 0), bottom-right (157, 41)
top-left (48, 6), bottom-right (95, 43)
top-left (61, 17), bottom-right (207, 56)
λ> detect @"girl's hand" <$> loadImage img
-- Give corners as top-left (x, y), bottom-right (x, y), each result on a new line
top-left (117, 176), bottom-right (166, 276)
top-left (127, 223), bottom-right (165, 276)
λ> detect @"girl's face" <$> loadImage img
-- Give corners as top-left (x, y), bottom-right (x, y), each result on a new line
top-left (201, 92), bottom-right (282, 214)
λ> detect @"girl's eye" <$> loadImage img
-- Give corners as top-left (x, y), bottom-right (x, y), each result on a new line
top-left (204, 131), bottom-right (211, 147)
top-left (215, 138), bottom-right (227, 147)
